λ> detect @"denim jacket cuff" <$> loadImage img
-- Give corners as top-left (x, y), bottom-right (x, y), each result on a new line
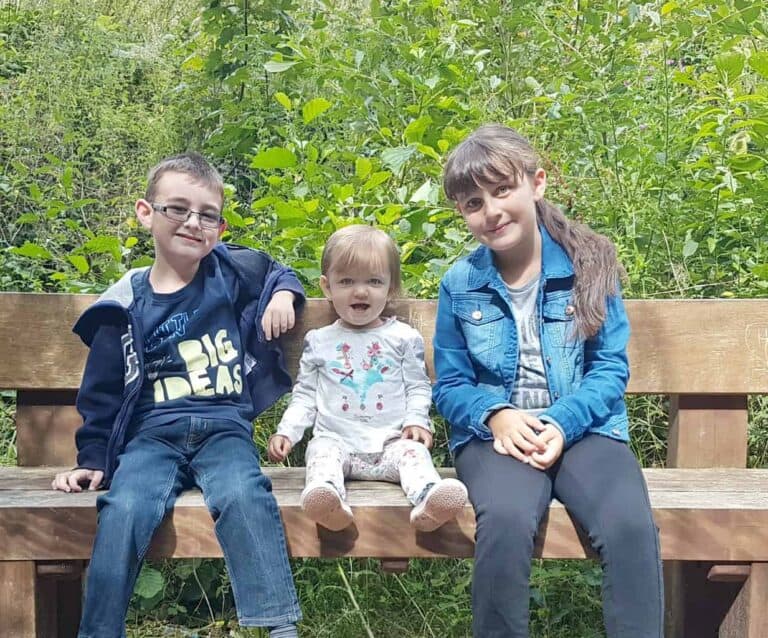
top-left (540, 403), bottom-right (581, 446)
top-left (538, 414), bottom-right (568, 445)
top-left (476, 402), bottom-right (516, 438)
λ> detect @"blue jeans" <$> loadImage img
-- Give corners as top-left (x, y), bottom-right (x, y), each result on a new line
top-left (455, 435), bottom-right (663, 638)
top-left (78, 417), bottom-right (301, 638)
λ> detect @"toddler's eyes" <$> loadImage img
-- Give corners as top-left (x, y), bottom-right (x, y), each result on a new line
top-left (496, 184), bottom-right (510, 195)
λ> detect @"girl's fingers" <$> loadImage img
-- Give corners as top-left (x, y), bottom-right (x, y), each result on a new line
top-left (502, 436), bottom-right (530, 463)
top-left (511, 430), bottom-right (540, 454)
top-left (518, 425), bottom-right (547, 451)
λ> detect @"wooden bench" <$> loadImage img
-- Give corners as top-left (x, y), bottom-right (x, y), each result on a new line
top-left (1, 292), bottom-right (768, 638)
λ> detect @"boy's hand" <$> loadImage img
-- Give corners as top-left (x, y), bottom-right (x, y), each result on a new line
top-left (528, 425), bottom-right (565, 470)
top-left (268, 434), bottom-right (293, 462)
top-left (51, 468), bottom-right (104, 493)
top-left (262, 290), bottom-right (296, 341)
top-left (487, 409), bottom-right (547, 464)
top-left (401, 425), bottom-right (433, 449)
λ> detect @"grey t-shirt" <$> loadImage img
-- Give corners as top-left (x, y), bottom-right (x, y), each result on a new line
top-left (505, 277), bottom-right (552, 415)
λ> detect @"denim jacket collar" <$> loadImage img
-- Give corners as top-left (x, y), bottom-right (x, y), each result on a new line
top-left (466, 223), bottom-right (574, 291)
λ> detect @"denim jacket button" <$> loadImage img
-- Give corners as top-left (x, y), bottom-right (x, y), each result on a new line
top-left (611, 428), bottom-right (621, 436)
top-left (471, 310), bottom-right (482, 320)
top-left (565, 304), bottom-right (575, 316)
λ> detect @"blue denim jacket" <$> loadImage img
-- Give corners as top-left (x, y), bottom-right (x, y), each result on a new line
top-left (433, 225), bottom-right (630, 454)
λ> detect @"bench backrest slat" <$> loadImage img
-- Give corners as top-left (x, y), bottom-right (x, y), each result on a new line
top-left (2, 293), bottom-right (768, 394)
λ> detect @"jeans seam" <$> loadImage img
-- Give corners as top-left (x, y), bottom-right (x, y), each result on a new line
top-left (135, 460), bottom-right (181, 561)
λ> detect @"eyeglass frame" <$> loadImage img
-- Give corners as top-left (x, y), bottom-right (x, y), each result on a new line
top-left (151, 203), bottom-right (224, 229)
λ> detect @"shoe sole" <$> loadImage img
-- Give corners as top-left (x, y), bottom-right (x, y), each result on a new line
top-left (301, 485), bottom-right (354, 531)
top-left (410, 479), bottom-right (468, 532)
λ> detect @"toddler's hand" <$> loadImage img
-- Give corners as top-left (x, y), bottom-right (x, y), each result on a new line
top-left (401, 425), bottom-right (433, 449)
top-left (261, 290), bottom-right (296, 341)
top-left (51, 468), bottom-right (104, 493)
top-left (487, 409), bottom-right (547, 464)
top-left (268, 434), bottom-right (293, 462)
top-left (528, 424), bottom-right (565, 470)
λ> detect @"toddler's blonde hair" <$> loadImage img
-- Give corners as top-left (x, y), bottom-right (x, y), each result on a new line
top-left (321, 225), bottom-right (402, 297)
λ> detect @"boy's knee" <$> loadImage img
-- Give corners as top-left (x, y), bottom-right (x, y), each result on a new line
top-left (99, 489), bottom-right (149, 522)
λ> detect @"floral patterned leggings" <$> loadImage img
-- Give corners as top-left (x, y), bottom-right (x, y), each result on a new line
top-left (304, 436), bottom-right (441, 505)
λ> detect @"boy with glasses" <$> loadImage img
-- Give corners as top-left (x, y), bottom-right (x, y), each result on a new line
top-left (52, 152), bottom-right (303, 638)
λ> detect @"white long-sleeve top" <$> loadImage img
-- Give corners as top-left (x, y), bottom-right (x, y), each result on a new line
top-left (276, 317), bottom-right (433, 453)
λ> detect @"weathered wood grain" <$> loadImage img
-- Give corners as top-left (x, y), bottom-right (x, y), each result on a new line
top-left (0, 561), bottom-right (38, 637)
top-left (2, 467), bottom-right (768, 562)
top-left (719, 563), bottom-right (768, 637)
top-left (3, 294), bottom-right (768, 394)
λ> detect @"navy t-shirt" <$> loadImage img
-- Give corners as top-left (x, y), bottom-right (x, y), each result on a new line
top-left (132, 267), bottom-right (252, 428)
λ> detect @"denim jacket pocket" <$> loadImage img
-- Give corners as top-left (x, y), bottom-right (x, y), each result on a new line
top-left (453, 294), bottom-right (505, 369)
top-left (542, 296), bottom-right (583, 390)
top-left (542, 296), bottom-right (576, 347)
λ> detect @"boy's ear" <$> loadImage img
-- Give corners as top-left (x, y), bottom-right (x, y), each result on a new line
top-left (135, 199), bottom-right (153, 230)
top-left (319, 275), bottom-right (332, 300)
top-left (532, 168), bottom-right (547, 201)
top-left (217, 220), bottom-right (228, 239)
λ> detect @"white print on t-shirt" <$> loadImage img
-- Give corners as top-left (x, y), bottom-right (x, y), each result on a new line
top-left (152, 329), bottom-right (242, 402)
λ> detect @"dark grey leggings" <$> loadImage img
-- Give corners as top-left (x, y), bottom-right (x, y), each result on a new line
top-left (455, 435), bottom-right (663, 638)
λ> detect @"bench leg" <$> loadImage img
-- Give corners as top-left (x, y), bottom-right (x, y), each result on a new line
top-left (37, 561), bottom-right (84, 638)
top-left (720, 563), bottom-right (768, 638)
top-left (664, 561), bottom-right (742, 637)
top-left (0, 561), bottom-right (39, 637)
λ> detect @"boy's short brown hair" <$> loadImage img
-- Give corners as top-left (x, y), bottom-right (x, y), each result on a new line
top-left (145, 152), bottom-right (224, 204)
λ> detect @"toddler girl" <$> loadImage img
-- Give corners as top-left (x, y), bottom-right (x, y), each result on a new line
top-left (269, 225), bottom-right (467, 532)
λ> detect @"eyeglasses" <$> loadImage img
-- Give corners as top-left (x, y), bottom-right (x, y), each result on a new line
top-left (151, 203), bottom-right (223, 229)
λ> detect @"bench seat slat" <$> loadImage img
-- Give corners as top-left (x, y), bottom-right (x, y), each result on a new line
top-left (2, 467), bottom-right (768, 562)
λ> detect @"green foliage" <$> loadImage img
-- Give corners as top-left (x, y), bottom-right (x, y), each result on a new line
top-left (3, 0), bottom-right (768, 635)
top-left (0, 0), bottom-right (192, 292)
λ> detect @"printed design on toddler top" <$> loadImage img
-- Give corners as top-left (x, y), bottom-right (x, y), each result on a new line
top-left (328, 341), bottom-right (394, 413)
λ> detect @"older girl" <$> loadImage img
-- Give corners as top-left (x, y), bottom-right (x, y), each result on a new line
top-left (433, 124), bottom-right (662, 637)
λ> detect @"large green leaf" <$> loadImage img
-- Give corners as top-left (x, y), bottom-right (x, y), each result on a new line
top-left (264, 60), bottom-right (299, 73)
top-left (302, 98), bottom-right (332, 124)
top-left (251, 148), bottom-right (297, 170)
top-left (381, 146), bottom-right (416, 175)
top-left (134, 566), bottom-right (164, 599)
top-left (11, 242), bottom-right (52, 260)
top-left (748, 52), bottom-right (768, 79)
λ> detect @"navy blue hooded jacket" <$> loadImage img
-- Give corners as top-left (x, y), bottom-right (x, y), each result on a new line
top-left (72, 243), bottom-right (306, 485)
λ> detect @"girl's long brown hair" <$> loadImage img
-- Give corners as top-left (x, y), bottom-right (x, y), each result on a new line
top-left (443, 124), bottom-right (624, 339)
